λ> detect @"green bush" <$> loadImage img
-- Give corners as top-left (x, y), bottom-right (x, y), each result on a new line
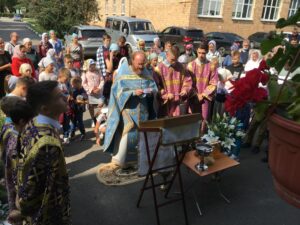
top-left (0, 13), bottom-right (14, 18)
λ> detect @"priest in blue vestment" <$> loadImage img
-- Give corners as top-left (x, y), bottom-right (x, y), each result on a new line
top-left (100, 51), bottom-right (158, 172)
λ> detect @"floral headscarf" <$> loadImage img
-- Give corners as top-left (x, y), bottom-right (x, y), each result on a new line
top-left (12, 45), bottom-right (25, 59)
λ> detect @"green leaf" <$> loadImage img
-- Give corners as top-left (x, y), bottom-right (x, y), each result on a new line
top-left (276, 8), bottom-right (300, 29)
top-left (266, 47), bottom-right (284, 68)
top-left (261, 37), bottom-right (283, 55)
top-left (268, 78), bottom-right (293, 104)
top-left (291, 74), bottom-right (300, 82)
top-left (274, 55), bottom-right (291, 73)
top-left (254, 102), bottom-right (270, 121)
top-left (287, 100), bottom-right (300, 121)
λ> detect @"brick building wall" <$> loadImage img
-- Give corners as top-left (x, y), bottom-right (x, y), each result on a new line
top-left (129, 0), bottom-right (191, 31)
top-left (96, 0), bottom-right (295, 38)
top-left (97, 0), bottom-right (130, 24)
top-left (187, 0), bottom-right (292, 38)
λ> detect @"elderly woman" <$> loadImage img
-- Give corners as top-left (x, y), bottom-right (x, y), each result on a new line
top-left (11, 45), bottom-right (35, 78)
top-left (0, 37), bottom-right (12, 97)
top-left (49, 30), bottom-right (64, 68)
top-left (38, 49), bottom-right (59, 74)
top-left (206, 40), bottom-right (222, 64)
top-left (23, 38), bottom-right (39, 70)
top-left (38, 32), bottom-right (53, 58)
top-left (146, 52), bottom-right (158, 74)
top-left (66, 33), bottom-right (84, 69)
top-left (150, 37), bottom-right (161, 55)
top-left (244, 49), bottom-right (262, 72)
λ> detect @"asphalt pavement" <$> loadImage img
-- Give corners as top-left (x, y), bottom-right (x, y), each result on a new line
top-left (1, 18), bottom-right (299, 225)
top-left (66, 113), bottom-right (300, 225)
top-left (0, 17), bottom-right (40, 45)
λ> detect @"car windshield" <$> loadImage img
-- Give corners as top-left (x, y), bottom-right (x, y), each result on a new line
top-left (129, 21), bottom-right (156, 34)
top-left (186, 30), bottom-right (204, 38)
top-left (81, 30), bottom-right (105, 38)
top-left (223, 33), bottom-right (244, 41)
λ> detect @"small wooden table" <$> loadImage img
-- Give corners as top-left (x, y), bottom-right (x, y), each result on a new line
top-left (183, 150), bottom-right (240, 215)
top-left (183, 150), bottom-right (239, 176)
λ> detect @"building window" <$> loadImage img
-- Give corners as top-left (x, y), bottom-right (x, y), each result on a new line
top-left (121, 0), bottom-right (126, 16)
top-left (261, 0), bottom-right (281, 21)
top-left (198, 0), bottom-right (223, 17)
top-left (105, 0), bottom-right (108, 15)
top-left (232, 0), bottom-right (253, 19)
top-left (288, 0), bottom-right (300, 17)
top-left (113, 0), bottom-right (116, 15)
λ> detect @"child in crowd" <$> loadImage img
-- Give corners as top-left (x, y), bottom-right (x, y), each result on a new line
top-left (223, 43), bottom-right (240, 67)
top-left (38, 58), bottom-right (57, 81)
top-left (70, 76), bottom-right (87, 140)
top-left (82, 59), bottom-right (105, 127)
top-left (57, 68), bottom-right (73, 144)
top-left (19, 63), bottom-right (33, 78)
top-left (0, 96), bottom-right (34, 223)
top-left (212, 68), bottom-right (233, 119)
top-left (118, 36), bottom-right (129, 59)
top-left (94, 107), bottom-right (108, 146)
top-left (57, 68), bottom-right (71, 96)
top-left (225, 51), bottom-right (244, 81)
top-left (64, 54), bottom-right (80, 77)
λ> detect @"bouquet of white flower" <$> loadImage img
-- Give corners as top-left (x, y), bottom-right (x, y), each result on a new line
top-left (202, 113), bottom-right (245, 152)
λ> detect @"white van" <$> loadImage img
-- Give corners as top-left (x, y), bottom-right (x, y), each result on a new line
top-left (105, 16), bottom-right (159, 53)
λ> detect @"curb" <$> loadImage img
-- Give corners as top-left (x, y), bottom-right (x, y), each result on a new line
top-left (25, 22), bottom-right (42, 37)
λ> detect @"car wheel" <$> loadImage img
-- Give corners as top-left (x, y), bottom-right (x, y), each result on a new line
top-left (218, 47), bottom-right (226, 56)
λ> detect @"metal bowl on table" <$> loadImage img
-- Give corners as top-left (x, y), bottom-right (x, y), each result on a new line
top-left (195, 143), bottom-right (213, 171)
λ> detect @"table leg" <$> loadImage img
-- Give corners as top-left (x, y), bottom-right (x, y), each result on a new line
top-left (192, 189), bottom-right (202, 216)
top-left (214, 173), bottom-right (231, 204)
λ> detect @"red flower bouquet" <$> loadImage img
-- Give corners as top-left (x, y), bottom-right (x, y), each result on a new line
top-left (225, 61), bottom-right (269, 116)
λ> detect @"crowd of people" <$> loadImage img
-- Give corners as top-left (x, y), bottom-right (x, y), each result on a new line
top-left (0, 27), bottom-right (299, 224)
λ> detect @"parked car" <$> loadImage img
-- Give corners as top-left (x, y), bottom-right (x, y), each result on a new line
top-left (205, 32), bottom-right (244, 55)
top-left (105, 16), bottom-right (159, 53)
top-left (13, 14), bottom-right (22, 22)
top-left (64, 25), bottom-right (106, 57)
top-left (282, 31), bottom-right (293, 42)
top-left (248, 32), bottom-right (269, 49)
top-left (158, 26), bottom-right (205, 53)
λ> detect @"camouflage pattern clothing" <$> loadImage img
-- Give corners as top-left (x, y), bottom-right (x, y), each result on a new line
top-left (17, 116), bottom-right (70, 225)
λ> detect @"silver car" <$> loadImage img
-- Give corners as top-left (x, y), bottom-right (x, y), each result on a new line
top-left (105, 16), bottom-right (159, 53)
top-left (64, 25), bottom-right (106, 57)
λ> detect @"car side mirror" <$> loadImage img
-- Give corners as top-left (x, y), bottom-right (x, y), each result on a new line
top-left (123, 29), bottom-right (128, 36)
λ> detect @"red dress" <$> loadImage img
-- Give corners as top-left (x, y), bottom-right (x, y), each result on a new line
top-left (11, 57), bottom-right (36, 77)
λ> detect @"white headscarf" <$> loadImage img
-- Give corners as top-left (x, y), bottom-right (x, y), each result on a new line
top-left (244, 49), bottom-right (262, 72)
top-left (22, 38), bottom-right (31, 45)
top-left (43, 57), bottom-right (54, 68)
top-left (41, 32), bottom-right (48, 44)
top-left (46, 49), bottom-right (56, 59)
